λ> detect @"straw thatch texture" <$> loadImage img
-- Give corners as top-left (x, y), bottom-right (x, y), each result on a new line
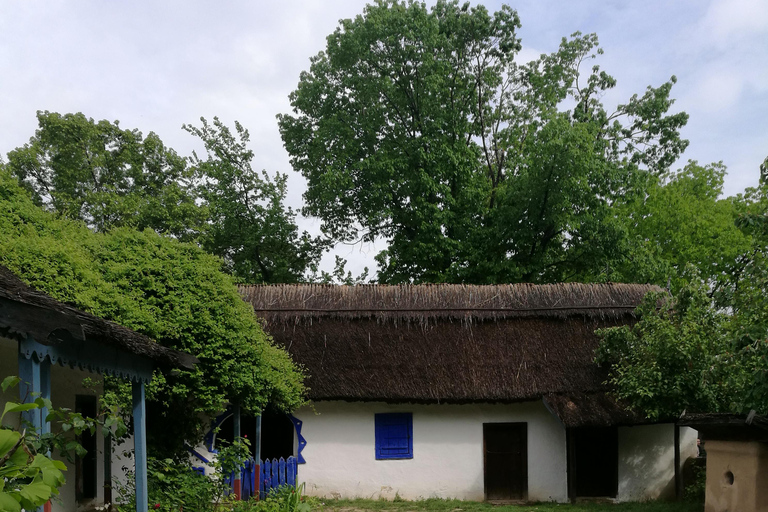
top-left (0, 265), bottom-right (196, 369)
top-left (241, 284), bottom-right (660, 423)
top-left (240, 282), bottom-right (659, 324)
top-left (544, 392), bottom-right (647, 428)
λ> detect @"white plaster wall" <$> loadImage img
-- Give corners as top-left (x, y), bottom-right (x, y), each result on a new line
top-left (293, 400), bottom-right (567, 502)
top-left (617, 424), bottom-right (698, 501)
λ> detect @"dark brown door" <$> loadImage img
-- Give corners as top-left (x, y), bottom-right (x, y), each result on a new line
top-left (568, 427), bottom-right (618, 499)
top-left (484, 423), bottom-right (527, 500)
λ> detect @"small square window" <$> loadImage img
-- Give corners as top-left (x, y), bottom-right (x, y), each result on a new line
top-left (375, 413), bottom-right (413, 460)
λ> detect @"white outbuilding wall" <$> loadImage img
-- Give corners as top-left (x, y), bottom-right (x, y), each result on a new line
top-left (293, 400), bottom-right (568, 502)
top-left (618, 423), bottom-right (698, 501)
top-left (293, 400), bottom-right (698, 503)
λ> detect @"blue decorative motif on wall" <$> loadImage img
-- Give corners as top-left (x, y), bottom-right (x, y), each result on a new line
top-left (288, 414), bottom-right (307, 464)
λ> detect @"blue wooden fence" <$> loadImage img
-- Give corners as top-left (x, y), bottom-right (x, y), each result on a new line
top-left (227, 456), bottom-right (298, 500)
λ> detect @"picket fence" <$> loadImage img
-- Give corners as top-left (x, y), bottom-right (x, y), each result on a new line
top-left (227, 456), bottom-right (298, 500)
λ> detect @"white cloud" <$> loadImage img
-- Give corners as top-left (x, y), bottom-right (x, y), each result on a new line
top-left (700, 0), bottom-right (768, 41)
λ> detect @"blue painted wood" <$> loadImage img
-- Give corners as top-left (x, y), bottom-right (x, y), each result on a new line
top-left (203, 407), bottom-right (233, 454)
top-left (187, 447), bottom-right (211, 464)
top-left (258, 461), bottom-right (264, 500)
top-left (278, 457), bottom-right (286, 485)
top-left (18, 352), bottom-right (42, 431)
top-left (39, 360), bottom-right (51, 435)
top-left (18, 352), bottom-right (46, 512)
top-left (288, 414), bottom-right (307, 464)
top-left (263, 459), bottom-right (272, 497)
top-left (286, 457), bottom-right (296, 486)
top-left (132, 381), bottom-right (148, 512)
top-left (375, 413), bottom-right (413, 460)
top-left (240, 459), bottom-right (252, 500)
top-left (19, 336), bottom-right (154, 383)
top-left (271, 458), bottom-right (279, 488)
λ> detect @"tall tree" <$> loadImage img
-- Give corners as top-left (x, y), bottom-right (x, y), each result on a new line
top-left (597, 158), bottom-right (768, 418)
top-left (184, 117), bottom-right (325, 283)
top-left (6, 111), bottom-right (204, 239)
top-left (278, 0), bottom-right (688, 283)
top-left (611, 161), bottom-right (752, 292)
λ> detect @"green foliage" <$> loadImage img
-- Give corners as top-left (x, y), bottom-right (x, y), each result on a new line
top-left (0, 168), bottom-right (305, 455)
top-left (597, 157), bottom-right (768, 419)
top-left (6, 111), bottom-right (205, 239)
top-left (595, 285), bottom-right (736, 419)
top-left (278, 1), bottom-right (688, 283)
top-left (613, 161), bottom-right (752, 292)
top-left (183, 117), bottom-right (325, 283)
top-left (1, 376), bottom-right (123, 512)
top-left (231, 483), bottom-right (314, 512)
top-left (116, 438), bottom-right (253, 512)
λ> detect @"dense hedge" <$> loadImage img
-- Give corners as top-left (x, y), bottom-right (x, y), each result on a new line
top-left (0, 167), bottom-right (305, 454)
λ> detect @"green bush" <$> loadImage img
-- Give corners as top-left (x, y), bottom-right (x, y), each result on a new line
top-left (231, 483), bottom-right (314, 512)
top-left (0, 168), bottom-right (305, 456)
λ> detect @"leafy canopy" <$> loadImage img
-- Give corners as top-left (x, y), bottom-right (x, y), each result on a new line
top-left (0, 168), bottom-right (305, 455)
top-left (183, 117), bottom-right (325, 283)
top-left (5, 111), bottom-right (323, 284)
top-left (597, 161), bottom-right (768, 418)
top-left (278, 0), bottom-right (688, 283)
top-left (6, 111), bottom-right (204, 239)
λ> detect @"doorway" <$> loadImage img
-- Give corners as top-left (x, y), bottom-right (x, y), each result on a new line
top-left (483, 423), bottom-right (528, 501)
top-left (567, 427), bottom-right (618, 499)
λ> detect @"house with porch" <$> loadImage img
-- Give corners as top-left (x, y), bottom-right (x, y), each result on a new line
top-left (240, 282), bottom-right (698, 502)
top-left (0, 265), bottom-right (196, 512)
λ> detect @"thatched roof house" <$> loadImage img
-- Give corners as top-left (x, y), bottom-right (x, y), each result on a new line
top-left (240, 282), bottom-right (658, 426)
top-left (239, 283), bottom-right (696, 503)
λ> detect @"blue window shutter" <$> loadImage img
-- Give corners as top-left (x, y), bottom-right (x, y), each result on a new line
top-left (375, 413), bottom-right (413, 460)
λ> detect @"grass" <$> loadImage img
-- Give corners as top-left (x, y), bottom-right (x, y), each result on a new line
top-left (313, 498), bottom-right (703, 512)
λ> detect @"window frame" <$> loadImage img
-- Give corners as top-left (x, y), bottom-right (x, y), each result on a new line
top-left (374, 412), bottom-right (413, 460)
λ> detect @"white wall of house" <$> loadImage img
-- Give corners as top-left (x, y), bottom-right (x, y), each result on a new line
top-left (293, 400), bottom-right (568, 502)
top-left (617, 423), bottom-right (698, 501)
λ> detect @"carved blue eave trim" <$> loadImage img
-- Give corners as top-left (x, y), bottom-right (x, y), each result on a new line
top-left (204, 407), bottom-right (234, 454)
top-left (288, 413), bottom-right (306, 464)
top-left (18, 336), bottom-right (154, 383)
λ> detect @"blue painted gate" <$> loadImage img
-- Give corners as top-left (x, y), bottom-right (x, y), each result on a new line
top-left (227, 456), bottom-right (298, 500)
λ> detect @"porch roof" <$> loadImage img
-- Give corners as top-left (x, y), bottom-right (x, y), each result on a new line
top-left (0, 265), bottom-right (196, 377)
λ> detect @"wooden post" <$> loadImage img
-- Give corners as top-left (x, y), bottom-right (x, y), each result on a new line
top-left (255, 413), bottom-right (262, 500)
top-left (18, 353), bottom-right (42, 431)
top-left (233, 404), bottom-right (242, 500)
top-left (674, 424), bottom-right (682, 500)
top-left (132, 381), bottom-right (148, 512)
top-left (19, 353), bottom-right (53, 512)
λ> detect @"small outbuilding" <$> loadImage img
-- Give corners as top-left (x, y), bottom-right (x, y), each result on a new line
top-left (240, 283), bottom-right (698, 502)
top-left (679, 412), bottom-right (768, 512)
top-left (0, 265), bottom-right (196, 512)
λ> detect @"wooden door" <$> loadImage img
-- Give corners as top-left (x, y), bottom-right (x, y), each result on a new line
top-left (484, 423), bottom-right (527, 501)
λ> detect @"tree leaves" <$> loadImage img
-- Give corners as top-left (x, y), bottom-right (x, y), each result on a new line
top-left (279, 1), bottom-right (688, 283)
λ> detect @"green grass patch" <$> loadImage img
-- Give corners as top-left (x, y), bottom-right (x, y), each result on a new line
top-left (313, 498), bottom-right (702, 512)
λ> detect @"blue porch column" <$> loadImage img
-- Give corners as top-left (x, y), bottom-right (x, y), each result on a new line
top-left (132, 381), bottom-right (148, 512)
top-left (19, 351), bottom-right (52, 512)
top-left (18, 352), bottom-right (51, 434)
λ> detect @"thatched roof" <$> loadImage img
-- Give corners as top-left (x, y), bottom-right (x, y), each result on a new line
top-left (241, 283), bottom-right (658, 324)
top-left (241, 283), bottom-right (660, 426)
top-left (678, 412), bottom-right (768, 442)
top-left (0, 265), bottom-right (196, 369)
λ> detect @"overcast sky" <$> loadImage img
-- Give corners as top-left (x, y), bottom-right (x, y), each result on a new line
top-left (2, 0), bottom-right (767, 276)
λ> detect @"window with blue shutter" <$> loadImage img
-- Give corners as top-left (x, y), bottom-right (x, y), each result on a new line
top-left (375, 413), bottom-right (413, 460)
